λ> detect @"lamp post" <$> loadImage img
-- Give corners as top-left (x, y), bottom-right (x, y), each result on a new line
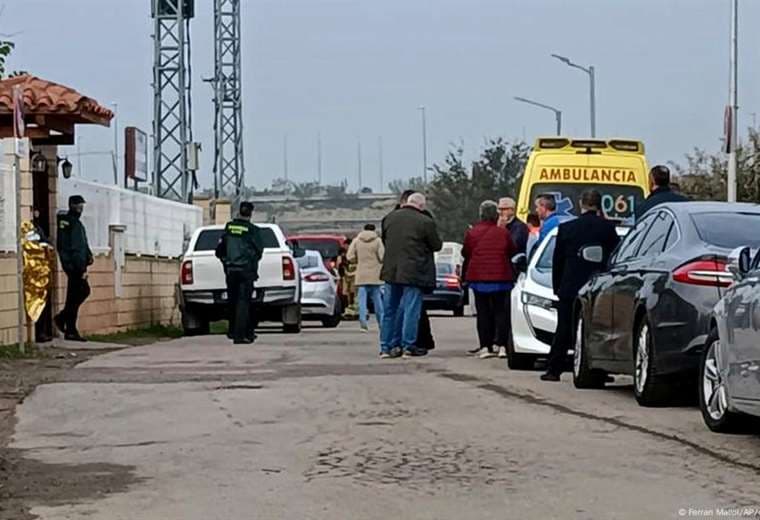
top-left (112, 102), bottom-right (119, 185)
top-left (727, 0), bottom-right (738, 202)
top-left (551, 54), bottom-right (596, 137)
top-left (418, 106), bottom-right (428, 184)
top-left (514, 97), bottom-right (562, 135)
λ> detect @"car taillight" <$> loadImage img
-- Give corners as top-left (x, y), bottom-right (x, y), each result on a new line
top-left (672, 258), bottom-right (733, 288)
top-left (181, 260), bottom-right (193, 285)
top-left (444, 274), bottom-right (461, 289)
top-left (304, 273), bottom-right (330, 282)
top-left (282, 256), bottom-right (296, 280)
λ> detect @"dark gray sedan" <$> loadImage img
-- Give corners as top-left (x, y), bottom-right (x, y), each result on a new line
top-left (700, 246), bottom-right (760, 432)
top-left (574, 202), bottom-right (760, 407)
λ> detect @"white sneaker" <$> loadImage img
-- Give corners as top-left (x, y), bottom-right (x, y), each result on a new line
top-left (360, 325), bottom-right (369, 333)
top-left (469, 347), bottom-right (486, 356)
top-left (479, 350), bottom-right (497, 359)
top-left (498, 346), bottom-right (508, 358)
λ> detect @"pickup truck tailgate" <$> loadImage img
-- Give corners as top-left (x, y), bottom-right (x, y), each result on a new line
top-left (184, 249), bottom-right (287, 291)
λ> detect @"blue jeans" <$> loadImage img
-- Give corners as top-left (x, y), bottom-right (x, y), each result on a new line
top-left (380, 283), bottom-right (423, 353)
top-left (358, 285), bottom-right (384, 328)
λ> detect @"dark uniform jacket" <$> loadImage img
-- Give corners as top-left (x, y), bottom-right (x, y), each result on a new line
top-left (380, 206), bottom-right (443, 289)
top-left (552, 212), bottom-right (620, 300)
top-left (215, 219), bottom-right (264, 279)
top-left (57, 212), bottom-right (93, 275)
top-left (505, 218), bottom-right (529, 255)
top-left (634, 186), bottom-right (688, 220)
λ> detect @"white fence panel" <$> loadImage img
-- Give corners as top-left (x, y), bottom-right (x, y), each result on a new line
top-left (58, 178), bottom-right (201, 257)
top-left (0, 159), bottom-right (15, 252)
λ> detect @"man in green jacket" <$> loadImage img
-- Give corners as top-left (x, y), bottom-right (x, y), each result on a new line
top-left (215, 202), bottom-right (263, 344)
top-left (55, 195), bottom-right (93, 342)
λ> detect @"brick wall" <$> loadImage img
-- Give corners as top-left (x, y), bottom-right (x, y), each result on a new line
top-left (54, 255), bottom-right (180, 336)
top-left (0, 254), bottom-right (20, 345)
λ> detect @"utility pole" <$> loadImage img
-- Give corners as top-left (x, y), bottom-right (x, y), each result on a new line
top-left (283, 134), bottom-right (289, 181)
top-left (727, 0), bottom-right (739, 202)
top-left (378, 136), bottom-right (384, 192)
top-left (212, 0), bottom-right (245, 198)
top-left (152, 0), bottom-right (194, 202)
top-left (418, 106), bottom-right (428, 183)
top-left (112, 102), bottom-right (119, 185)
top-left (357, 138), bottom-right (363, 190)
top-left (317, 132), bottom-right (322, 184)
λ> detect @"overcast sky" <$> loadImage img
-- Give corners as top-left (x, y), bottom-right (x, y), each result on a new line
top-left (5, 0), bottom-right (759, 192)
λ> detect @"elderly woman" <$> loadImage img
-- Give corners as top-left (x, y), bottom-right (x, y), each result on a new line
top-left (462, 200), bottom-right (517, 359)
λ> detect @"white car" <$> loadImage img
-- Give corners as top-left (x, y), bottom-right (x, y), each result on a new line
top-left (297, 249), bottom-right (342, 328)
top-left (510, 226), bottom-right (627, 370)
top-left (179, 223), bottom-right (302, 335)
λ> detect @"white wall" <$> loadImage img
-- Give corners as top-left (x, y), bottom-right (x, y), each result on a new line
top-left (57, 178), bottom-right (202, 257)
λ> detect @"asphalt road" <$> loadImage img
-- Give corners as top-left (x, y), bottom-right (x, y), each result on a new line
top-left (10, 316), bottom-right (760, 520)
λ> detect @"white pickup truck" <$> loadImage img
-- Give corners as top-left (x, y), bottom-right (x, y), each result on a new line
top-left (178, 223), bottom-right (302, 335)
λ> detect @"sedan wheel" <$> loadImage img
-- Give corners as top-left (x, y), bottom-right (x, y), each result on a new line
top-left (698, 330), bottom-right (746, 433)
top-left (573, 313), bottom-right (605, 389)
top-left (632, 317), bottom-right (669, 407)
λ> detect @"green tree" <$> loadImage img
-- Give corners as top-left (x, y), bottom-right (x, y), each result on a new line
top-left (0, 39), bottom-right (14, 79)
top-left (671, 127), bottom-right (760, 203)
top-left (427, 138), bottom-right (529, 241)
top-left (387, 176), bottom-right (427, 195)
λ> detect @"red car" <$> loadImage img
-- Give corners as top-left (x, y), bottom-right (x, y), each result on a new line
top-left (288, 234), bottom-right (349, 272)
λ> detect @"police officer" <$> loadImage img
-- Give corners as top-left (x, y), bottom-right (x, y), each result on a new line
top-left (55, 195), bottom-right (93, 342)
top-left (215, 201), bottom-right (263, 344)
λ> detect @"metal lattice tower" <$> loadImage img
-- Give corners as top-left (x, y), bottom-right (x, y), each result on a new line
top-left (152, 0), bottom-right (193, 202)
top-left (213, 0), bottom-right (245, 197)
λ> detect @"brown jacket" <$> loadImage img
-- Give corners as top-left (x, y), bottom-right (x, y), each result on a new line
top-left (347, 230), bottom-right (385, 286)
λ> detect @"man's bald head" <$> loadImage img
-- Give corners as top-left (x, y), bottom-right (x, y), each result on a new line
top-left (405, 192), bottom-right (427, 211)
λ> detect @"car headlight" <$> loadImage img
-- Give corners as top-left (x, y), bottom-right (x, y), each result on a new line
top-left (521, 291), bottom-right (554, 310)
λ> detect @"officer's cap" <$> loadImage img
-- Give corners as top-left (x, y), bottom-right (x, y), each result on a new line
top-left (68, 195), bottom-right (86, 205)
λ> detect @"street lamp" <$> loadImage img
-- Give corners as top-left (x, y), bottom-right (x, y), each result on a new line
top-left (514, 97), bottom-right (562, 136)
top-left (418, 106), bottom-right (428, 184)
top-left (551, 53), bottom-right (596, 137)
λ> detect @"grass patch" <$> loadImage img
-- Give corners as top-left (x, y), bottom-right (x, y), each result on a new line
top-left (0, 343), bottom-right (47, 359)
top-left (88, 324), bottom-right (184, 346)
top-left (210, 321), bottom-right (229, 335)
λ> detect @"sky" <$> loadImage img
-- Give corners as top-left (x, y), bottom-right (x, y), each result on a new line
top-left (5, 0), bottom-right (759, 193)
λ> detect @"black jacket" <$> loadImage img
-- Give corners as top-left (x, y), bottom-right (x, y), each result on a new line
top-left (57, 211), bottom-right (93, 275)
top-left (635, 186), bottom-right (688, 220)
top-left (215, 219), bottom-right (264, 278)
top-left (505, 218), bottom-right (529, 255)
top-left (380, 206), bottom-right (443, 289)
top-left (552, 212), bottom-right (620, 300)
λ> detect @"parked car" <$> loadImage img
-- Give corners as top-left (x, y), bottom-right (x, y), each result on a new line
top-left (297, 249), bottom-right (342, 328)
top-left (574, 202), bottom-right (760, 406)
top-left (425, 262), bottom-right (467, 316)
top-left (510, 225), bottom-right (628, 370)
top-left (699, 245), bottom-right (760, 432)
top-left (179, 223), bottom-right (302, 335)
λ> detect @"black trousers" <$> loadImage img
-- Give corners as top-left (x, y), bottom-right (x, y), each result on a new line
top-left (547, 298), bottom-right (574, 375)
top-left (61, 273), bottom-right (91, 334)
top-left (417, 305), bottom-right (435, 350)
top-left (473, 291), bottom-right (508, 350)
top-left (226, 270), bottom-right (255, 341)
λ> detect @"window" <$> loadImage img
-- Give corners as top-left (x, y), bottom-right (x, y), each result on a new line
top-left (638, 212), bottom-right (675, 258)
top-left (612, 213), bottom-right (655, 263)
top-left (297, 252), bottom-right (322, 269)
top-left (691, 213), bottom-right (760, 249)
top-left (194, 227), bottom-right (280, 251)
top-left (436, 263), bottom-right (454, 276)
top-left (535, 237), bottom-right (556, 272)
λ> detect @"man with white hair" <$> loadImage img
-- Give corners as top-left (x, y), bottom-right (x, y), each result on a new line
top-left (379, 192), bottom-right (443, 358)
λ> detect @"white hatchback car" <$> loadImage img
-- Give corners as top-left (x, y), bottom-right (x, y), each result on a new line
top-left (510, 225), bottom-right (628, 370)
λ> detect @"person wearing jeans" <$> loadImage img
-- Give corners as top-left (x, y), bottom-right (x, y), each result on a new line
top-left (462, 200), bottom-right (517, 359)
top-left (379, 193), bottom-right (442, 358)
top-left (347, 224), bottom-right (385, 331)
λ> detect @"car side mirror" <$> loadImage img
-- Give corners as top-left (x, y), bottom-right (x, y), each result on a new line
top-left (512, 253), bottom-right (527, 274)
top-left (728, 246), bottom-right (752, 279)
top-left (580, 245), bottom-right (604, 264)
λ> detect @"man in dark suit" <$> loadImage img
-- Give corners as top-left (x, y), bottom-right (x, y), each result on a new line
top-left (541, 190), bottom-right (621, 382)
top-left (634, 165), bottom-right (688, 220)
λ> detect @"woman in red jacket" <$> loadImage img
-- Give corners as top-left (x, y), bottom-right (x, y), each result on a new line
top-left (463, 200), bottom-right (517, 359)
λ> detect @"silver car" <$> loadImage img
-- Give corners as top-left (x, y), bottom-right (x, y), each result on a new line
top-left (701, 245), bottom-right (760, 432)
top-left (297, 250), bottom-right (342, 328)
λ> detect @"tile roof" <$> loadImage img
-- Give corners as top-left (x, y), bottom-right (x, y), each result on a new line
top-left (0, 74), bottom-right (113, 126)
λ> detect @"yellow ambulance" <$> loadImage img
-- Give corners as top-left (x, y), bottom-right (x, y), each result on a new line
top-left (516, 138), bottom-right (650, 222)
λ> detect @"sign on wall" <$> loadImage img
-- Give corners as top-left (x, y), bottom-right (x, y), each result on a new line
top-left (0, 159), bottom-right (16, 252)
top-left (125, 127), bottom-right (148, 183)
